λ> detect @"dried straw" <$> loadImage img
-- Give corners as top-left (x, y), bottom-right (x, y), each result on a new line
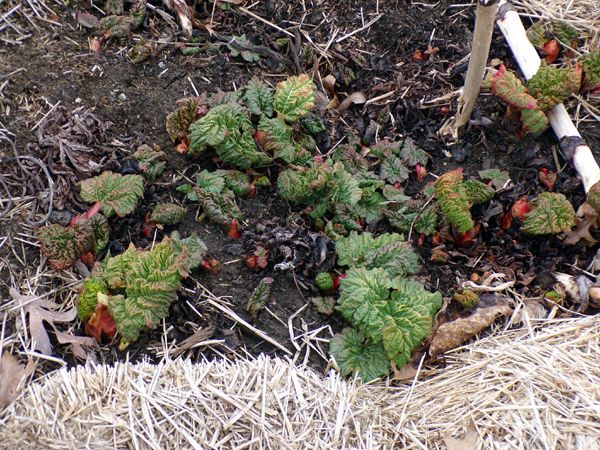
top-left (513, 0), bottom-right (599, 49)
top-left (1, 315), bottom-right (598, 449)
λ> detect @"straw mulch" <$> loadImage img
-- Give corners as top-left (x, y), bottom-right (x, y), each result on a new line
top-left (1, 314), bottom-right (598, 449)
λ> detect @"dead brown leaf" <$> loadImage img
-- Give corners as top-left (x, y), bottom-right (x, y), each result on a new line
top-left (430, 294), bottom-right (513, 356)
top-left (443, 420), bottom-right (478, 450)
top-left (11, 288), bottom-right (78, 355)
top-left (564, 203), bottom-right (599, 246)
top-left (336, 92), bottom-right (367, 113)
top-left (0, 352), bottom-right (36, 409)
top-left (54, 331), bottom-right (98, 360)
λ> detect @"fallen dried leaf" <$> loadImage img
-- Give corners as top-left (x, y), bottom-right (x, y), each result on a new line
top-left (77, 11), bottom-right (99, 28)
top-left (53, 331), bottom-right (98, 360)
top-left (0, 352), bottom-right (36, 409)
top-left (430, 294), bottom-right (512, 356)
top-left (336, 92), bottom-right (367, 113)
top-left (443, 420), bottom-right (478, 450)
top-left (564, 203), bottom-right (598, 245)
top-left (11, 288), bottom-right (77, 355)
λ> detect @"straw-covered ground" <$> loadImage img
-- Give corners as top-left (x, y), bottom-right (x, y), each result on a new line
top-left (1, 0), bottom-right (599, 448)
top-left (2, 315), bottom-right (599, 449)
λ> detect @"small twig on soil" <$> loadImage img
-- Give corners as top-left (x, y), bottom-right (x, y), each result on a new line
top-left (206, 298), bottom-right (292, 356)
top-left (334, 14), bottom-right (382, 44)
top-left (238, 6), bottom-right (295, 38)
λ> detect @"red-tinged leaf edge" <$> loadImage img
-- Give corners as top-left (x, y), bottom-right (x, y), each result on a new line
top-left (492, 64), bottom-right (539, 110)
top-left (453, 223), bottom-right (481, 248)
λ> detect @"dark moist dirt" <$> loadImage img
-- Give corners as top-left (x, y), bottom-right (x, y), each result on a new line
top-left (1, 0), bottom-right (598, 373)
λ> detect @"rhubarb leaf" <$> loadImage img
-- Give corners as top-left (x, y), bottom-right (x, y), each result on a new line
top-left (581, 51), bottom-right (600, 92)
top-left (337, 267), bottom-right (393, 338)
top-left (166, 99), bottom-right (202, 143)
top-left (380, 156), bottom-right (410, 184)
top-left (336, 232), bottom-right (420, 278)
top-left (400, 137), bottom-right (430, 166)
top-left (274, 74), bottom-right (316, 122)
top-left (522, 192), bottom-right (576, 235)
top-left (478, 168), bottom-right (511, 189)
top-left (79, 172), bottom-right (144, 218)
top-left (434, 169), bottom-right (474, 233)
top-left (37, 222), bottom-right (94, 270)
top-left (492, 65), bottom-right (538, 110)
top-left (464, 180), bottom-right (495, 206)
top-left (520, 108), bottom-right (549, 135)
top-left (133, 144), bottom-right (166, 181)
top-left (150, 203), bottom-right (187, 225)
top-left (216, 129), bottom-right (272, 169)
top-left (257, 116), bottom-right (296, 162)
top-left (188, 103), bottom-right (252, 154)
top-left (244, 77), bottom-right (274, 117)
top-left (329, 328), bottom-right (390, 381)
top-left (527, 65), bottom-right (580, 110)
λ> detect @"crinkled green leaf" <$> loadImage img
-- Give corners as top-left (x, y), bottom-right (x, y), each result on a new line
top-left (244, 77), bottom-right (274, 117)
top-left (37, 222), bottom-right (94, 270)
top-left (400, 137), bottom-right (430, 166)
top-left (380, 156), bottom-right (410, 184)
top-left (188, 103), bottom-right (252, 154)
top-left (337, 267), bottom-right (393, 338)
top-left (382, 184), bottom-right (411, 203)
top-left (150, 203), bottom-right (187, 225)
top-left (463, 179), bottom-right (495, 206)
top-left (414, 206), bottom-right (438, 236)
top-left (527, 65), bottom-right (580, 110)
top-left (581, 51), bottom-right (600, 92)
top-left (522, 192), bottom-right (576, 235)
top-left (216, 129), bottom-right (272, 170)
top-left (218, 170), bottom-right (253, 197)
top-left (246, 277), bottom-right (273, 318)
top-left (551, 20), bottom-right (578, 47)
top-left (520, 108), bottom-right (549, 135)
top-left (331, 162), bottom-right (362, 205)
top-left (434, 169), bottom-right (474, 233)
top-left (170, 231), bottom-right (207, 271)
top-left (195, 169), bottom-right (226, 194)
top-left (107, 238), bottom-right (188, 347)
top-left (257, 116), bottom-right (295, 161)
top-left (79, 172), bottom-right (144, 218)
top-left (383, 280), bottom-right (442, 367)
top-left (133, 144), bottom-right (166, 181)
top-left (77, 278), bottom-right (108, 322)
top-left (355, 191), bottom-right (386, 224)
top-left (336, 232), bottom-right (420, 278)
top-left (300, 114), bottom-right (326, 136)
top-left (385, 206), bottom-right (418, 233)
top-left (274, 74), bottom-right (316, 122)
top-left (330, 328), bottom-right (390, 381)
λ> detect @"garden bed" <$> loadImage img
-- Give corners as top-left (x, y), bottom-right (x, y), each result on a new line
top-left (0, 0), bottom-right (599, 446)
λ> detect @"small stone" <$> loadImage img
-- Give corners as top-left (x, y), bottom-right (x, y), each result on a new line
top-left (158, 61), bottom-right (166, 69)
top-left (75, 97), bottom-right (82, 103)
top-left (117, 93), bottom-right (127, 101)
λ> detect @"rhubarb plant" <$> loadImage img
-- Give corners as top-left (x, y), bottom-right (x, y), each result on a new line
top-left (183, 75), bottom-right (317, 169)
top-left (329, 232), bottom-right (442, 381)
top-left (434, 168), bottom-right (494, 234)
top-left (37, 214), bottom-right (109, 270)
top-left (77, 233), bottom-right (206, 349)
top-left (178, 169), bottom-right (252, 232)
